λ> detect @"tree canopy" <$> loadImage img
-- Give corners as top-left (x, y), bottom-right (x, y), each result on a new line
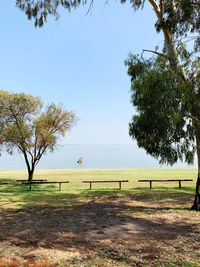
top-left (0, 90), bottom-right (77, 180)
top-left (126, 55), bottom-right (197, 165)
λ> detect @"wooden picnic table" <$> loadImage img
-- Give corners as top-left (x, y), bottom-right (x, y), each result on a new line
top-left (82, 180), bottom-right (129, 190)
top-left (17, 179), bottom-right (47, 183)
top-left (22, 181), bottom-right (69, 191)
top-left (138, 179), bottom-right (193, 189)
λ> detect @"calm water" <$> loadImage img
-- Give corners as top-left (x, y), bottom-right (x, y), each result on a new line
top-left (0, 144), bottom-right (196, 169)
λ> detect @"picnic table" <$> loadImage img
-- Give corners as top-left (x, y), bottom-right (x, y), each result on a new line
top-left (82, 180), bottom-right (129, 190)
top-left (138, 179), bottom-right (193, 189)
top-left (17, 179), bottom-right (47, 183)
top-left (22, 181), bottom-right (69, 191)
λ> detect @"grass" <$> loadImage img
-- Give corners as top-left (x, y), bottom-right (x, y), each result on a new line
top-left (0, 168), bottom-right (199, 266)
top-left (0, 167), bottom-right (197, 190)
top-left (0, 168), bottom-right (197, 209)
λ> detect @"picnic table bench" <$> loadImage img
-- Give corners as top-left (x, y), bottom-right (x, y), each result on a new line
top-left (22, 181), bottom-right (69, 191)
top-left (82, 180), bottom-right (129, 190)
top-left (0, 182), bottom-right (8, 185)
top-left (138, 179), bottom-right (193, 189)
top-left (17, 179), bottom-right (47, 183)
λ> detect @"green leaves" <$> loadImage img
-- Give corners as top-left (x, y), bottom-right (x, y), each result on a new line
top-left (16, 0), bottom-right (82, 27)
top-left (0, 90), bottom-right (77, 177)
top-left (34, 103), bottom-right (77, 152)
top-left (126, 54), bottom-right (197, 165)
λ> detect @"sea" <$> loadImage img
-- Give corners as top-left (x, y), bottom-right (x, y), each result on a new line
top-left (0, 144), bottom-right (197, 170)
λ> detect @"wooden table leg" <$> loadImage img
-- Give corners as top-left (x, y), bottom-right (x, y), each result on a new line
top-left (90, 182), bottom-right (92, 190)
top-left (59, 182), bottom-right (61, 191)
top-left (119, 181), bottom-right (121, 190)
top-left (179, 180), bottom-right (181, 188)
top-left (150, 181), bottom-right (152, 189)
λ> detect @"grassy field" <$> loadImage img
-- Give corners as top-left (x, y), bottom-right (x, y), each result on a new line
top-left (0, 168), bottom-right (197, 190)
top-left (0, 168), bottom-right (199, 266)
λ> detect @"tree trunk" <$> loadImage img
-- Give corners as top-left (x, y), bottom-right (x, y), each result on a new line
top-left (28, 169), bottom-right (34, 182)
top-left (191, 173), bottom-right (200, 211)
top-left (191, 124), bottom-right (200, 211)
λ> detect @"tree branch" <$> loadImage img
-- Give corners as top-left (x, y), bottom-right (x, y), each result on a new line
top-left (86, 0), bottom-right (94, 15)
top-left (192, 68), bottom-right (200, 81)
top-left (159, 0), bottom-right (163, 16)
top-left (186, 113), bottom-right (200, 123)
top-left (148, 0), bottom-right (189, 82)
top-left (148, 0), bottom-right (161, 14)
top-left (142, 49), bottom-right (169, 59)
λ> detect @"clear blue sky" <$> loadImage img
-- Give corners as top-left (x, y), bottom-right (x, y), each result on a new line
top-left (0, 1), bottom-right (162, 145)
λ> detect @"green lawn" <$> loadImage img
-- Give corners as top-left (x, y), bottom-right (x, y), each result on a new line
top-left (0, 168), bottom-right (197, 209)
top-left (0, 167), bottom-right (197, 190)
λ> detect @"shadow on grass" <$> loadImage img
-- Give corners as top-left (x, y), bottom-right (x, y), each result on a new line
top-left (0, 183), bottom-right (199, 266)
top-left (78, 187), bottom-right (195, 203)
top-left (0, 184), bottom-right (195, 209)
top-left (0, 198), bottom-right (198, 258)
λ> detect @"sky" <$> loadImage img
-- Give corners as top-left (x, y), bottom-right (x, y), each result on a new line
top-left (0, 0), bottom-right (163, 145)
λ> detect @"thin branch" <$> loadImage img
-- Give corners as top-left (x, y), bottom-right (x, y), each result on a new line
top-left (177, 36), bottom-right (199, 45)
top-left (25, 148), bottom-right (34, 163)
top-left (192, 68), bottom-right (200, 81)
top-left (186, 113), bottom-right (200, 123)
top-left (85, 0), bottom-right (94, 15)
top-left (103, 0), bottom-right (109, 7)
top-left (142, 49), bottom-right (169, 59)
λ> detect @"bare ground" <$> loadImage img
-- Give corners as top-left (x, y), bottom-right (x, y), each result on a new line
top-left (0, 191), bottom-right (200, 266)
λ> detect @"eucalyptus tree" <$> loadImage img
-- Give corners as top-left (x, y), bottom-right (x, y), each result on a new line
top-left (123, 1), bottom-right (200, 211)
top-left (126, 54), bottom-right (200, 209)
top-left (0, 90), bottom-right (76, 181)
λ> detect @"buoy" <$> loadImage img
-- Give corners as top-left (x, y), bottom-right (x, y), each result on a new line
top-left (77, 157), bottom-right (83, 164)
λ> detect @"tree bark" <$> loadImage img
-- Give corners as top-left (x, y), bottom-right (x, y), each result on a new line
top-left (191, 124), bottom-right (200, 211)
top-left (28, 168), bottom-right (34, 182)
top-left (148, 0), bottom-right (188, 81)
top-left (191, 173), bottom-right (200, 211)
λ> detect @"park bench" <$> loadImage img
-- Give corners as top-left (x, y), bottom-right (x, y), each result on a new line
top-left (17, 179), bottom-right (47, 183)
top-left (22, 181), bottom-right (69, 191)
top-left (0, 183), bottom-right (8, 185)
top-left (82, 180), bottom-right (129, 190)
top-left (138, 179), bottom-right (193, 189)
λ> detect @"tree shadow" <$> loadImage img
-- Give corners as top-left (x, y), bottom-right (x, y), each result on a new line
top-left (0, 188), bottom-right (199, 265)
top-left (0, 198), bottom-right (197, 248)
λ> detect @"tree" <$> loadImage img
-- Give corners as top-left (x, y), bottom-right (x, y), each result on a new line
top-left (14, 1), bottom-right (200, 209)
top-left (126, 54), bottom-right (198, 184)
top-left (0, 90), bottom-right (77, 181)
top-left (123, 1), bottom-right (200, 211)
top-left (126, 50), bottom-right (200, 210)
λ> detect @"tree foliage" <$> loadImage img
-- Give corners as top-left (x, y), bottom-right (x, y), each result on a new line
top-left (16, 0), bottom-right (82, 27)
top-left (0, 90), bottom-right (77, 180)
top-left (125, 55), bottom-right (198, 165)
top-left (15, 0), bottom-right (200, 47)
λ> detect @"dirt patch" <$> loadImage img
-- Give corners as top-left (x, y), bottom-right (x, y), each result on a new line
top-left (0, 193), bottom-right (199, 266)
